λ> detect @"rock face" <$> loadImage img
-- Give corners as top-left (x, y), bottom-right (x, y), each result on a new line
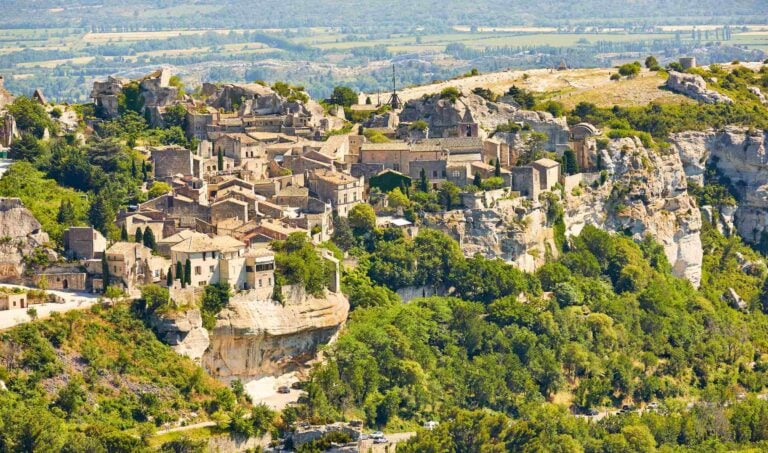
top-left (671, 127), bottom-right (768, 244)
top-left (0, 198), bottom-right (52, 280)
top-left (398, 92), bottom-right (570, 150)
top-left (423, 199), bottom-right (557, 273)
top-left (564, 137), bottom-right (703, 286)
top-left (148, 309), bottom-right (210, 362)
top-left (666, 71), bottom-right (733, 105)
top-left (203, 286), bottom-right (349, 380)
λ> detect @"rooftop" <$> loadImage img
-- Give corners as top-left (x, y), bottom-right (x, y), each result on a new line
top-left (360, 141), bottom-right (409, 151)
top-left (532, 158), bottom-right (561, 168)
top-left (171, 234), bottom-right (245, 254)
top-left (310, 169), bottom-right (360, 185)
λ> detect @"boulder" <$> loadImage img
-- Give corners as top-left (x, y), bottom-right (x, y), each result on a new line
top-left (666, 71), bottom-right (733, 105)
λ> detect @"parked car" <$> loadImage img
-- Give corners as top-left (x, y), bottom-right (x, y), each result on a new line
top-left (373, 437), bottom-right (389, 444)
top-left (371, 431), bottom-right (384, 439)
top-left (647, 402), bottom-right (659, 410)
top-left (277, 386), bottom-right (291, 394)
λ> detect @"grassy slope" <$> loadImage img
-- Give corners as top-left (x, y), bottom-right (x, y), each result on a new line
top-left (0, 303), bottom-right (227, 441)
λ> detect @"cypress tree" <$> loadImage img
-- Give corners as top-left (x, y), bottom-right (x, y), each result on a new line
top-left (494, 159), bottom-right (501, 177)
top-left (166, 266), bottom-right (173, 287)
top-left (419, 168), bottom-right (429, 192)
top-left (101, 253), bottom-right (110, 288)
top-left (184, 258), bottom-right (192, 286)
top-left (135, 227), bottom-right (143, 244)
top-left (175, 261), bottom-right (183, 284)
top-left (473, 172), bottom-right (482, 188)
top-left (131, 158), bottom-right (137, 178)
top-left (217, 149), bottom-right (224, 171)
top-left (143, 227), bottom-right (156, 251)
top-left (120, 224), bottom-right (128, 241)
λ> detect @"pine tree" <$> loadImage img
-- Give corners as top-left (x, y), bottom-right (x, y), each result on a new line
top-left (473, 172), bottom-right (482, 188)
top-left (184, 258), bottom-right (192, 286)
top-left (143, 227), bottom-right (156, 251)
top-left (166, 266), bottom-right (173, 287)
top-left (101, 253), bottom-right (110, 288)
top-left (135, 227), bottom-right (143, 244)
top-left (419, 168), bottom-right (429, 192)
top-left (494, 159), bottom-right (501, 177)
top-left (57, 200), bottom-right (75, 225)
top-left (217, 149), bottom-right (224, 171)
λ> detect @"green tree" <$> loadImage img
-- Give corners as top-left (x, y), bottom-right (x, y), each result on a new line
top-left (166, 266), bottom-right (173, 287)
top-left (419, 167), bottom-right (429, 192)
top-left (217, 149), bottom-right (224, 171)
top-left (120, 223), bottom-right (128, 241)
top-left (184, 258), bottom-right (192, 286)
top-left (147, 181), bottom-right (172, 199)
top-left (7, 96), bottom-right (55, 138)
top-left (438, 182), bottom-right (460, 211)
top-left (142, 227), bottom-right (156, 251)
top-left (56, 200), bottom-right (75, 226)
top-left (473, 172), bottom-right (482, 188)
top-left (645, 55), bottom-right (659, 69)
top-left (101, 252), bottom-right (111, 287)
top-left (135, 227), bottom-right (144, 244)
top-left (331, 86), bottom-right (358, 107)
top-left (175, 261), bottom-right (183, 284)
top-left (88, 192), bottom-right (116, 237)
top-left (494, 159), bottom-right (501, 177)
top-left (562, 149), bottom-right (580, 175)
top-left (348, 203), bottom-right (376, 235)
top-left (9, 133), bottom-right (45, 162)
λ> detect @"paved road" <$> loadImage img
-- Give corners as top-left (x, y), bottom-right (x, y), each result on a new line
top-left (0, 284), bottom-right (100, 330)
top-left (360, 432), bottom-right (416, 452)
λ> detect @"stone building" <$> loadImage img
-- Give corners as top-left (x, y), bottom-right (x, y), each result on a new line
top-left (91, 76), bottom-right (126, 118)
top-left (570, 123), bottom-right (600, 171)
top-left (170, 235), bottom-right (248, 290)
top-left (63, 227), bottom-right (107, 260)
top-left (531, 158), bottom-right (561, 191)
top-left (511, 166), bottom-right (541, 199)
top-left (0, 292), bottom-right (27, 310)
top-left (210, 198), bottom-right (249, 226)
top-left (244, 248), bottom-right (275, 300)
top-left (152, 146), bottom-right (194, 179)
top-left (87, 242), bottom-right (155, 293)
top-left (306, 169), bottom-right (364, 217)
top-left (38, 267), bottom-right (87, 291)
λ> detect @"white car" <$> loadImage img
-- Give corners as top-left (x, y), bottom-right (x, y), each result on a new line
top-left (373, 437), bottom-right (388, 444)
top-left (371, 431), bottom-right (385, 439)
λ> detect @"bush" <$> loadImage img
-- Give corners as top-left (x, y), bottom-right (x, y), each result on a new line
top-left (439, 87), bottom-right (461, 102)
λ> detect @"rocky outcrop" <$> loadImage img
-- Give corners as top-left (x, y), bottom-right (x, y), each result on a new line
top-left (423, 197), bottom-right (557, 273)
top-left (148, 309), bottom-right (210, 361)
top-left (399, 92), bottom-right (570, 150)
top-left (203, 286), bottom-right (349, 380)
top-left (671, 127), bottom-right (768, 244)
top-left (666, 71), bottom-right (733, 105)
top-left (0, 198), bottom-right (53, 280)
top-left (564, 137), bottom-right (703, 287)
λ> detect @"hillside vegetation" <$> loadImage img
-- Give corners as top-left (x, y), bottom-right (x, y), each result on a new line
top-left (290, 218), bottom-right (768, 451)
top-left (0, 303), bottom-right (266, 451)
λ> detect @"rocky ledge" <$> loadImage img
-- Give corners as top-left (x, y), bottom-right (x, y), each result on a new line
top-left (203, 286), bottom-right (349, 380)
top-left (666, 71), bottom-right (733, 105)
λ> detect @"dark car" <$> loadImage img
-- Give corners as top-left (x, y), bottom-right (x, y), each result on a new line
top-left (277, 386), bottom-right (291, 394)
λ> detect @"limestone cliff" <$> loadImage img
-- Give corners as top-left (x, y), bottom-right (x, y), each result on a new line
top-left (671, 127), bottom-right (768, 244)
top-left (0, 198), bottom-right (53, 280)
top-left (564, 137), bottom-right (703, 287)
top-left (148, 309), bottom-right (210, 362)
top-left (203, 286), bottom-right (349, 380)
top-left (423, 200), bottom-right (557, 273)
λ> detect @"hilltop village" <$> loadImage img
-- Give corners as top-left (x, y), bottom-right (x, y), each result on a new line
top-left (4, 56), bottom-right (768, 450)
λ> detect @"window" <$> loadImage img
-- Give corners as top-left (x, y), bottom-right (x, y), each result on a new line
top-left (452, 170), bottom-right (461, 178)
top-left (203, 252), bottom-right (207, 260)
top-left (432, 170), bottom-right (438, 178)
top-left (209, 266), bottom-right (215, 273)
top-left (259, 279), bottom-right (263, 287)
top-left (268, 277), bottom-right (272, 285)
top-left (195, 266), bottom-right (202, 276)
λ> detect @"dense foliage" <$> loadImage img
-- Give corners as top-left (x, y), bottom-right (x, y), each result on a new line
top-left (0, 304), bottom-right (241, 451)
top-left (294, 221), bottom-right (768, 450)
